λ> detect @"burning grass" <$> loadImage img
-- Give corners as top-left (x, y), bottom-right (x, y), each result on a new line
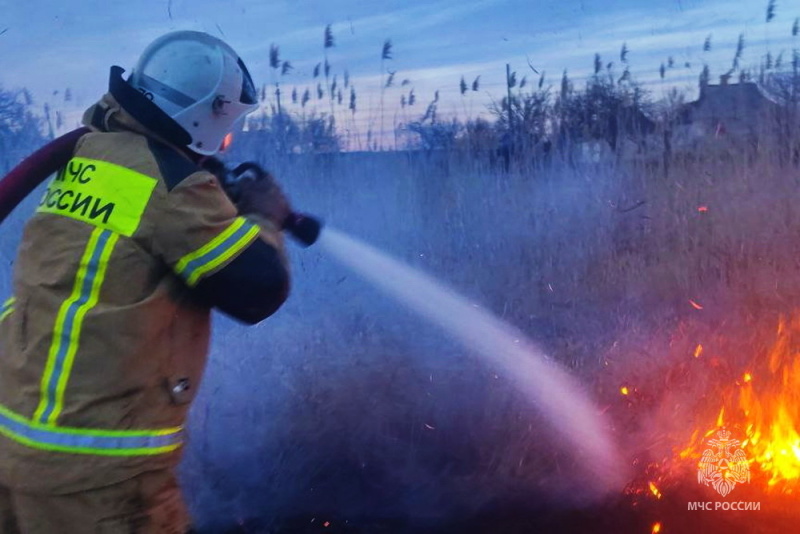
top-left (607, 304), bottom-right (800, 531)
top-left (615, 314), bottom-right (799, 480)
top-left (679, 317), bottom-right (800, 493)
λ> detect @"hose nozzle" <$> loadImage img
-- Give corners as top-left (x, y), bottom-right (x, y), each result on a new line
top-left (283, 212), bottom-right (322, 247)
top-left (202, 157), bottom-right (323, 247)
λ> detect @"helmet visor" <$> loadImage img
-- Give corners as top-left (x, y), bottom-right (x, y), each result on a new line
top-left (238, 58), bottom-right (257, 105)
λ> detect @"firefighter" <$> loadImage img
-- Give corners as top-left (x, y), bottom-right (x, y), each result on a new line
top-left (0, 31), bottom-right (290, 533)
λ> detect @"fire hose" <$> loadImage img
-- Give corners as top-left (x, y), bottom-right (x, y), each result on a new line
top-left (0, 128), bottom-right (322, 247)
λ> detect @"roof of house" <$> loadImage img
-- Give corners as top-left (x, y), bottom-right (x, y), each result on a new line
top-left (681, 82), bottom-right (781, 122)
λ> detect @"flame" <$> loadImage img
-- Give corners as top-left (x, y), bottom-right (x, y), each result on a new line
top-left (652, 522), bottom-right (662, 534)
top-left (620, 386), bottom-right (630, 396)
top-left (697, 205), bottom-right (709, 212)
top-left (737, 318), bottom-right (800, 488)
top-left (694, 344), bottom-right (703, 358)
top-left (678, 317), bottom-right (800, 491)
top-left (649, 481), bottom-right (662, 499)
top-left (689, 300), bottom-right (704, 310)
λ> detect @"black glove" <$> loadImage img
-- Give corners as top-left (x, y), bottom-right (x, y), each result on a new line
top-left (226, 162), bottom-right (291, 228)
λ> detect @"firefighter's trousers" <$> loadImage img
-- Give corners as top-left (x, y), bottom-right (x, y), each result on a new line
top-left (0, 469), bottom-right (190, 534)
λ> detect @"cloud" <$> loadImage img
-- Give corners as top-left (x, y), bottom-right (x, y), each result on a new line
top-left (5, 0), bottom-right (800, 132)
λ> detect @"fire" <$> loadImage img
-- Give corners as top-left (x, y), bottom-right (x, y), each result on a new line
top-left (737, 318), bottom-right (800, 488)
top-left (648, 481), bottom-right (662, 499)
top-left (620, 386), bottom-right (630, 396)
top-left (651, 522), bottom-right (662, 534)
top-left (679, 317), bottom-right (800, 491)
top-left (694, 344), bottom-right (703, 358)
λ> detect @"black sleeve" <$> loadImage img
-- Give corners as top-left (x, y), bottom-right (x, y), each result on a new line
top-left (194, 239), bottom-right (290, 324)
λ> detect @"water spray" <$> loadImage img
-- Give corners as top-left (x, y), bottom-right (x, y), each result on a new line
top-left (319, 228), bottom-right (627, 498)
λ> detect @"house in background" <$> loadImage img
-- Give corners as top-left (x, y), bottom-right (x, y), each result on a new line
top-left (674, 79), bottom-right (783, 148)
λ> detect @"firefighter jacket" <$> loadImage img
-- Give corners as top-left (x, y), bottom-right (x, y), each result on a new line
top-left (0, 78), bottom-right (290, 493)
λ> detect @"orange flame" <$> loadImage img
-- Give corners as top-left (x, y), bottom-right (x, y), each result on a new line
top-left (620, 386), bottom-right (630, 396)
top-left (694, 344), bottom-right (703, 358)
top-left (679, 318), bottom-right (800, 492)
top-left (649, 481), bottom-right (662, 499)
top-left (652, 522), bottom-right (662, 534)
top-left (737, 318), bottom-right (800, 487)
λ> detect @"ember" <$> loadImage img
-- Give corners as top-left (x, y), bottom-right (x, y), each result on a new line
top-left (688, 300), bottom-right (704, 310)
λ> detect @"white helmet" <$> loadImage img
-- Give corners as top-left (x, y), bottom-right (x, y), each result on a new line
top-left (129, 31), bottom-right (258, 155)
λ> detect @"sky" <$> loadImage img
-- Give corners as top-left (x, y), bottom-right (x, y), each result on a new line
top-left (0, 0), bottom-right (799, 142)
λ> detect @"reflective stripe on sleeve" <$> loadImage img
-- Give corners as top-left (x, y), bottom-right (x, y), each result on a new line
top-left (174, 217), bottom-right (260, 286)
top-left (0, 297), bottom-right (14, 322)
top-left (0, 404), bottom-right (182, 456)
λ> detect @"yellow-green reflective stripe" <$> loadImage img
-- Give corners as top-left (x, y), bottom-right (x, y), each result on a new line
top-left (34, 228), bottom-right (119, 424)
top-left (175, 217), bottom-right (259, 286)
top-left (186, 223), bottom-right (259, 285)
top-left (36, 157), bottom-right (157, 237)
top-left (0, 297), bottom-right (13, 322)
top-left (0, 404), bottom-right (182, 456)
top-left (174, 217), bottom-right (248, 276)
top-left (51, 231), bottom-right (118, 424)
